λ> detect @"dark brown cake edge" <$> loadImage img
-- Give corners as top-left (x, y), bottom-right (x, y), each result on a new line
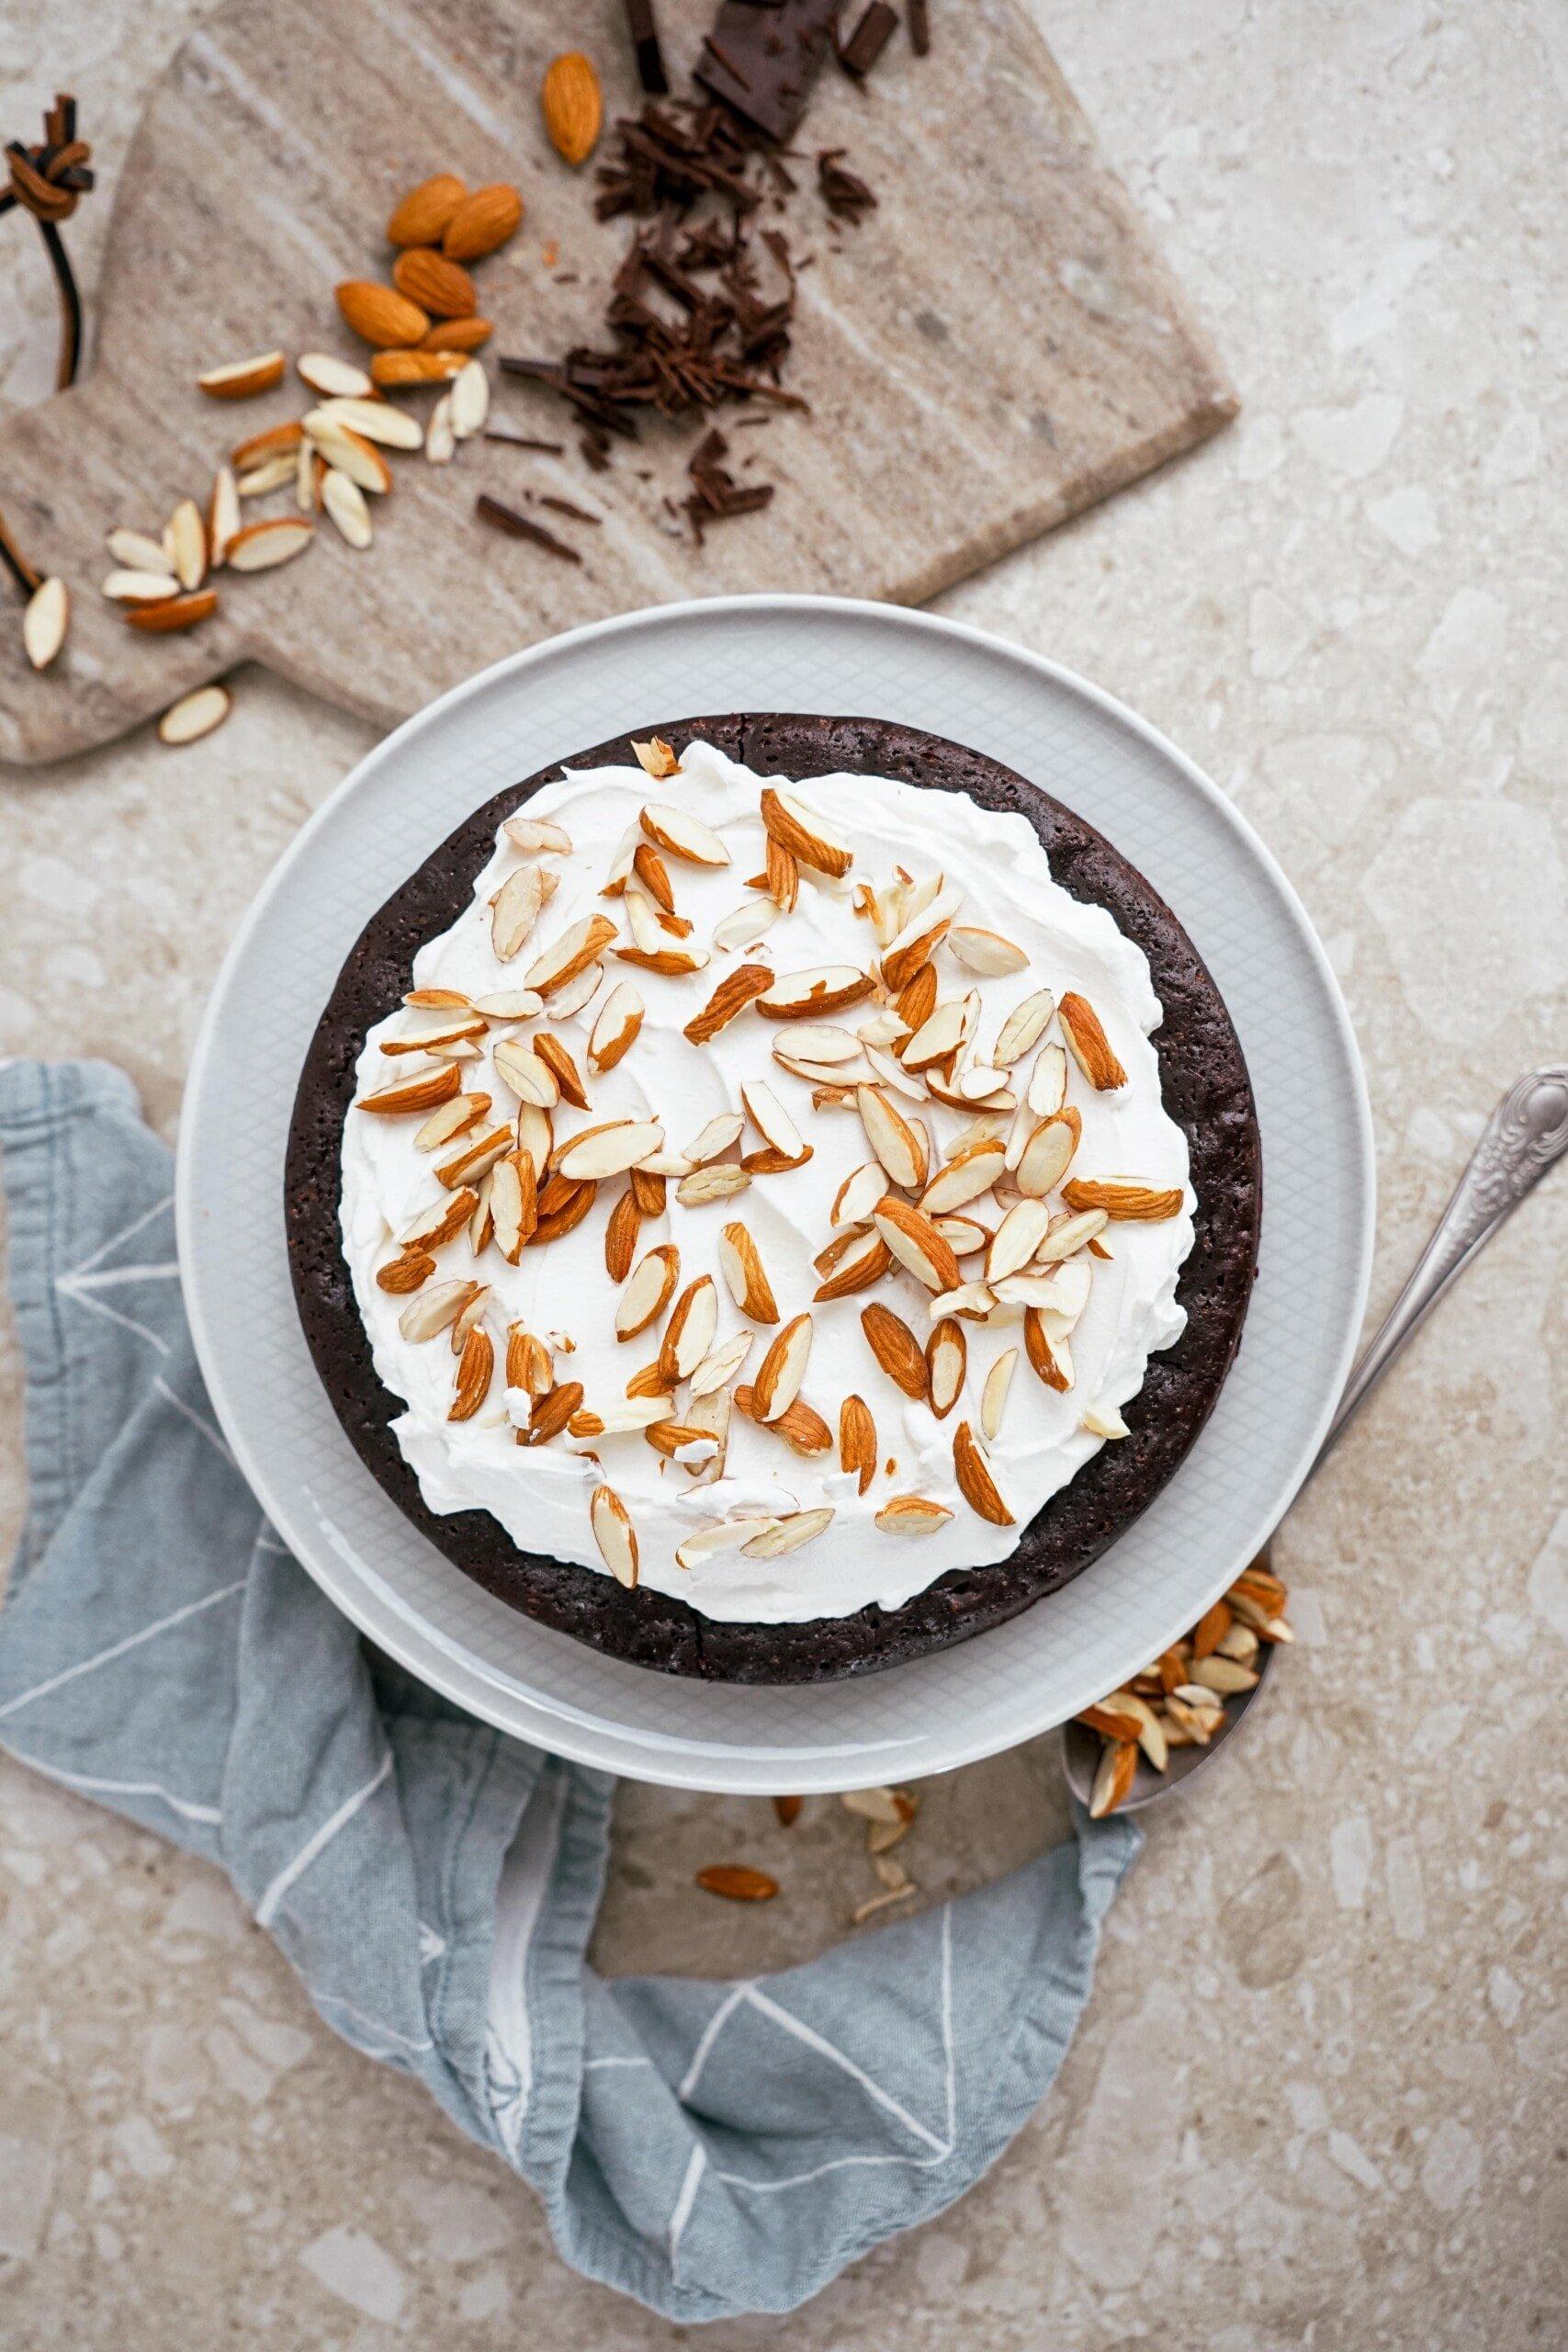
top-left (284, 715), bottom-right (1262, 1684)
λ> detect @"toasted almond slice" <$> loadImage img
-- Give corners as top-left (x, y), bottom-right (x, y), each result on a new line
top-left (980, 1348), bottom-right (1018, 1441)
top-left (227, 517), bottom-right (314, 571)
top-left (557, 1119), bottom-right (663, 1182)
top-left (583, 981), bottom-right (642, 1074)
top-left (448, 1326), bottom-right (494, 1419)
top-left (759, 785), bottom-right (852, 877)
top-left (856, 1085), bottom-right (925, 1191)
top-left (683, 960), bottom-right (773, 1044)
top-left (399, 1277), bottom-right (480, 1342)
top-left (948, 924), bottom-right (1028, 976)
top-left (925, 1317), bottom-right (966, 1419)
top-left (157, 684), bottom-right (231, 747)
top-left (875, 1496), bottom-right (953, 1536)
top-left (861, 1302), bottom-right (929, 1401)
top-left (1061, 1179), bottom-right (1184, 1222)
top-left (987, 987), bottom-right (1053, 1067)
top-left (741, 1507), bottom-right (834, 1558)
top-left (919, 1136), bottom-right (1007, 1216)
top-left (713, 897), bottom-right (780, 951)
top-left (506, 813), bottom-right (573, 856)
top-left (739, 1078), bottom-right (804, 1165)
top-left (953, 1420), bottom-right (1013, 1526)
top-left (718, 1220), bottom-right (780, 1322)
top-left (199, 349), bottom-right (285, 399)
top-left (590, 1485), bottom-right (638, 1588)
top-left (689, 1330), bottom-right (754, 1397)
top-left (1016, 1108), bottom-right (1082, 1198)
top-left (987, 1198), bottom-right (1052, 1283)
top-left (674, 1518), bottom-right (781, 1570)
top-left (321, 468), bottom-right (373, 548)
top-left (677, 1163), bottom-right (751, 1206)
top-left (659, 1275), bottom-right (718, 1384)
top-left (1058, 992), bottom-right (1128, 1091)
top-left (759, 966), bottom-right (874, 1022)
top-left (637, 798), bottom-right (728, 867)
top-left (830, 1161), bottom-right (886, 1228)
top-left (1024, 1308), bottom-right (1073, 1393)
top-left (526, 914), bottom-right (619, 998)
top-left (631, 736), bottom-right (681, 780)
top-left (356, 1062), bottom-right (462, 1115)
top-left (750, 1311), bottom-right (813, 1421)
top-left (1089, 1737), bottom-right (1138, 1818)
top-left (813, 1229), bottom-right (891, 1302)
top-left (880, 885), bottom-right (962, 992)
top-left (873, 1197), bottom-right (963, 1295)
top-left (839, 1394), bottom-right (877, 1493)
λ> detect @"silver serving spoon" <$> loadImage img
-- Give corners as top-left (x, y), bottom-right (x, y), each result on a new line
top-left (1064, 1065), bottom-right (1568, 1815)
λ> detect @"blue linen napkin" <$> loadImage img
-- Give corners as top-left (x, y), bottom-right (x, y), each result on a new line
top-left (0, 1057), bottom-right (1139, 2322)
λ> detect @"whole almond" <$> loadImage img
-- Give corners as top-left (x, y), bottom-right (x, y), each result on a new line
top-left (422, 316), bottom-right (493, 353)
top-left (542, 51), bottom-right (604, 166)
top-left (392, 246), bottom-right (478, 319)
top-left (694, 1865), bottom-right (777, 1903)
top-left (443, 182), bottom-right (524, 262)
top-left (335, 279), bottom-right (431, 347)
top-left (387, 173), bottom-right (468, 247)
top-left (840, 1395), bottom-right (877, 1494)
top-left (861, 1303), bottom-right (929, 1402)
top-left (371, 347), bottom-right (468, 387)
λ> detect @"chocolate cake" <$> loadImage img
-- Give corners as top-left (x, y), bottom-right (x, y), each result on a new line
top-left (285, 715), bottom-right (1261, 1682)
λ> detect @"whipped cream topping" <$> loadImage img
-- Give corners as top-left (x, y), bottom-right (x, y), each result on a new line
top-left (341, 740), bottom-right (1194, 1624)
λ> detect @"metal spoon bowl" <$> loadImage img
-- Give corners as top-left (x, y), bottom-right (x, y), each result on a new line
top-left (1064, 1065), bottom-right (1568, 1815)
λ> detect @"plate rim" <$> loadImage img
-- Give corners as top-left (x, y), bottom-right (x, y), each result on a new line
top-left (176, 592), bottom-right (1376, 1790)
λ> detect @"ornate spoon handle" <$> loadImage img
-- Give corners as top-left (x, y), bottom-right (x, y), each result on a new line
top-left (1316, 1065), bottom-right (1568, 1466)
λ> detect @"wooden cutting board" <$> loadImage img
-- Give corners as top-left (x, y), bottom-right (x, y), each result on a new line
top-left (0, 0), bottom-right (1235, 766)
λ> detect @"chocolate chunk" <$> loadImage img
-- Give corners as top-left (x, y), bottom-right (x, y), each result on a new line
top-left (908, 0), bottom-right (931, 56)
top-left (837, 0), bottom-right (898, 77)
top-left (694, 0), bottom-right (843, 141)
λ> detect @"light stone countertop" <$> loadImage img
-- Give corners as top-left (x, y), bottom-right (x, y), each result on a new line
top-left (0, 3), bottom-right (1563, 2346)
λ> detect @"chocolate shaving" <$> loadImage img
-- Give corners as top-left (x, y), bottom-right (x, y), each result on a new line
top-left (622, 0), bottom-right (670, 96)
top-left (483, 427), bottom-right (567, 454)
top-left (537, 492), bottom-right (603, 526)
top-left (908, 0), bottom-right (931, 57)
top-left (684, 425), bottom-right (774, 538)
top-left (475, 493), bottom-right (582, 563)
top-left (818, 150), bottom-right (878, 223)
top-left (836, 1), bottom-right (899, 78)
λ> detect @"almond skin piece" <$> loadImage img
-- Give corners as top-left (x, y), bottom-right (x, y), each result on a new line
top-left (694, 1865), bottom-right (777, 1903)
top-left (443, 182), bottom-right (524, 261)
top-left (683, 961), bottom-right (773, 1045)
top-left (861, 1303), bottom-right (930, 1402)
top-left (388, 173), bottom-right (468, 246)
top-left (840, 1395), bottom-right (877, 1494)
top-left (953, 1419), bottom-right (1014, 1526)
top-left (541, 51), bottom-right (604, 165)
top-left (392, 246), bottom-right (478, 318)
top-left (335, 279), bottom-right (431, 347)
top-left (1057, 992), bottom-right (1128, 1091)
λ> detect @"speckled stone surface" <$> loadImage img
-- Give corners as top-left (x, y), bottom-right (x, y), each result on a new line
top-left (1, 4), bottom-right (1564, 2346)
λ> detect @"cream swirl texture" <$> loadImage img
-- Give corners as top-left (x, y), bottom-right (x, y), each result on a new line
top-left (340, 740), bottom-right (1194, 1623)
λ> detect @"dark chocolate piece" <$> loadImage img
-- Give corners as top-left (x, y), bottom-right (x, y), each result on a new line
top-left (286, 715), bottom-right (1262, 1685)
top-left (473, 493), bottom-right (582, 562)
top-left (908, 0), bottom-right (930, 56)
top-left (694, 0), bottom-right (843, 141)
top-left (818, 149), bottom-right (877, 222)
top-left (837, 0), bottom-right (898, 77)
top-left (622, 0), bottom-right (669, 94)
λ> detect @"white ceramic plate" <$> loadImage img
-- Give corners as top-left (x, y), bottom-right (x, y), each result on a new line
top-left (177, 596), bottom-right (1374, 1793)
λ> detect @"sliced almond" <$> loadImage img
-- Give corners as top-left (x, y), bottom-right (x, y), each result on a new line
top-left (630, 840), bottom-right (675, 913)
top-left (167, 497), bottom-right (208, 590)
top-left (449, 358), bottom-right (490, 439)
top-left (751, 1312), bottom-right (813, 1421)
top-left (157, 684), bottom-right (231, 747)
top-left (659, 1275), bottom-right (718, 1384)
top-left (106, 527), bottom-right (175, 576)
top-left (1081, 1397), bottom-right (1131, 1440)
top-left (741, 1507), bottom-right (834, 1558)
top-left (398, 1277), bottom-right (480, 1343)
top-left (227, 517), bottom-right (314, 571)
top-left (740, 1079), bottom-right (806, 1165)
top-left (980, 1348), bottom-right (1018, 1441)
top-left (856, 1085), bottom-right (925, 1191)
top-left (813, 1229), bottom-right (891, 1302)
top-left (875, 1496), bottom-right (953, 1536)
top-left (873, 1197), bottom-right (963, 1295)
top-left (297, 351), bottom-right (374, 398)
top-left (519, 1379), bottom-right (585, 1444)
top-left (713, 897), bottom-right (780, 951)
top-left (615, 944), bottom-right (710, 978)
top-left (585, 980), bottom-right (643, 1073)
top-left (1061, 1179), bottom-right (1184, 1223)
top-left (953, 1419), bottom-right (1013, 1526)
top-left (1034, 1206), bottom-right (1110, 1261)
top-left (860, 1303), bottom-right (929, 1402)
top-left (414, 1092), bottom-right (488, 1152)
top-left (590, 1485), bottom-right (638, 1588)
top-left (435, 1123), bottom-right (513, 1188)
top-left (557, 1119), bottom-right (663, 1182)
top-left (688, 1330), bottom-right (754, 1397)
top-left (681, 1384), bottom-right (733, 1485)
top-left (758, 784), bottom-right (852, 877)
top-left (926, 1316), bottom-right (967, 1420)
top-left (236, 453), bottom-right (297, 498)
top-left (1024, 1308), bottom-right (1073, 1393)
top-left (880, 885), bottom-right (962, 993)
top-left (987, 1198), bottom-right (1052, 1283)
top-left (645, 1419), bottom-right (722, 1464)
top-left (900, 998), bottom-right (967, 1071)
top-left (525, 913), bottom-right (618, 997)
top-left (893, 961), bottom-right (939, 1037)
top-left (492, 1039), bottom-right (558, 1109)
top-left (356, 1063), bottom-right (462, 1116)
top-left (534, 1033), bottom-right (590, 1110)
top-left (604, 1185), bottom-right (641, 1283)
top-left (928, 1281), bottom-right (996, 1323)
top-left (919, 1137), bottom-right (1007, 1218)
top-left (994, 989), bottom-right (1056, 1067)
top-left (760, 966), bottom-right (875, 1024)
top-left (103, 568), bottom-right (187, 604)
top-left (947, 924), bottom-right (1028, 976)
top-left (763, 836), bottom-right (800, 910)
top-left (1027, 1043), bottom-right (1069, 1118)
top-left (506, 813), bottom-right (573, 856)
top-left (631, 736), bottom-right (681, 780)
top-left (550, 958), bottom-right (604, 1021)
top-left (506, 1325), bottom-right (553, 1397)
top-left (514, 1101), bottom-right (554, 1173)
top-left (773, 1046), bottom-right (874, 1087)
top-left (615, 1243), bottom-right (681, 1340)
top-left (717, 1221), bottom-right (780, 1322)
top-left (489, 1150), bottom-right (538, 1262)
top-left (734, 1388), bottom-right (832, 1456)
top-left (198, 349), bottom-right (285, 400)
top-left (1089, 1738), bottom-right (1138, 1818)
top-left (397, 1187), bottom-right (480, 1254)
top-left (449, 1326), bottom-right (495, 1420)
top-left (1058, 992), bottom-right (1128, 1091)
top-left (831, 1161), bottom-right (886, 1228)
top-left (674, 1518), bottom-right (780, 1570)
top-left (491, 864), bottom-right (547, 961)
top-left (321, 468), bottom-right (373, 548)
top-left (839, 1395), bottom-right (877, 1493)
top-left (1016, 1108), bottom-right (1082, 1199)
top-left (683, 960), bottom-right (773, 1045)
top-left (677, 1163), bottom-right (751, 1206)
top-left (639, 799), bottom-right (729, 866)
